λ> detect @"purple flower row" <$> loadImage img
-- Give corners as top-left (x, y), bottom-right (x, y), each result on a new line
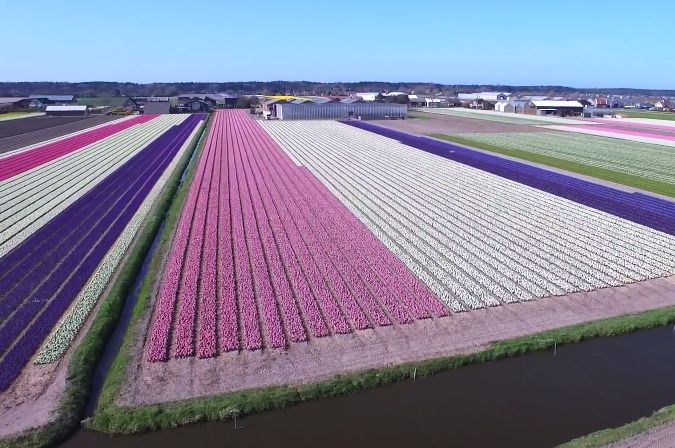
top-left (0, 114), bottom-right (205, 391)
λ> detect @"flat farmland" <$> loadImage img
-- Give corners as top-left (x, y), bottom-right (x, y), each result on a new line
top-left (0, 115), bottom-right (120, 154)
top-left (108, 111), bottom-right (675, 415)
top-left (0, 113), bottom-right (207, 437)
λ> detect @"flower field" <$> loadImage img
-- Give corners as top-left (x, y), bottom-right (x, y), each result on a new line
top-left (0, 114), bottom-right (155, 181)
top-left (262, 121), bottom-right (675, 312)
top-left (145, 110), bottom-right (447, 361)
top-left (0, 113), bottom-right (206, 392)
top-left (452, 132), bottom-right (675, 184)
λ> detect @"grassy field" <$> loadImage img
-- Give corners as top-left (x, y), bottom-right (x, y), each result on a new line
top-left (0, 118), bottom-right (209, 448)
top-left (77, 97), bottom-right (126, 108)
top-left (616, 110), bottom-right (675, 121)
top-left (431, 134), bottom-right (675, 199)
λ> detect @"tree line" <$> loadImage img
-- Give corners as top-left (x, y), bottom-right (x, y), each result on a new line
top-left (1, 81), bottom-right (673, 98)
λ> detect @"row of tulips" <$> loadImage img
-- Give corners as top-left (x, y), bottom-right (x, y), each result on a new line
top-left (0, 114), bottom-right (155, 182)
top-left (261, 120), bottom-right (675, 311)
top-left (457, 132), bottom-right (675, 185)
top-left (146, 110), bottom-right (450, 361)
top-left (346, 120), bottom-right (675, 235)
top-left (0, 115), bottom-right (187, 258)
top-left (34, 120), bottom-right (205, 364)
top-left (0, 114), bottom-right (205, 392)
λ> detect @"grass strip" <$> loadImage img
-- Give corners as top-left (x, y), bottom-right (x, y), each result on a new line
top-left (0, 115), bottom-right (210, 448)
top-left (560, 405), bottom-right (675, 447)
top-left (430, 134), bottom-right (675, 199)
top-left (616, 111), bottom-right (675, 121)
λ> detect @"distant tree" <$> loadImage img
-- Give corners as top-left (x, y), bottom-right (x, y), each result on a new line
top-left (374, 93), bottom-right (385, 103)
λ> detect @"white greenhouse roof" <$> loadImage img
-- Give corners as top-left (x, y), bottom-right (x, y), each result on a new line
top-left (45, 105), bottom-right (88, 112)
top-left (532, 100), bottom-right (583, 108)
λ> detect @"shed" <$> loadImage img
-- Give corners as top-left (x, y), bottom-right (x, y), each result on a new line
top-left (45, 105), bottom-right (89, 116)
top-left (181, 99), bottom-right (211, 112)
top-left (143, 99), bottom-right (171, 114)
top-left (531, 100), bottom-right (584, 117)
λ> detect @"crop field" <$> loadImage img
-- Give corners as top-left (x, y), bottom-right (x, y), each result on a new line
top-left (0, 113), bottom-right (206, 392)
top-left (146, 110), bottom-right (447, 360)
top-left (0, 115), bottom-right (121, 154)
top-left (443, 132), bottom-right (675, 186)
top-left (263, 121), bottom-right (675, 311)
top-left (415, 107), bottom-right (587, 125)
top-left (119, 110), bottom-right (675, 412)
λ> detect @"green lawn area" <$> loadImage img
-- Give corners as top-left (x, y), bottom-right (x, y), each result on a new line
top-left (0, 111), bottom-right (39, 119)
top-left (77, 97), bottom-right (126, 108)
top-left (616, 110), bottom-right (675, 121)
top-left (407, 113), bottom-right (432, 120)
top-left (430, 133), bottom-right (675, 199)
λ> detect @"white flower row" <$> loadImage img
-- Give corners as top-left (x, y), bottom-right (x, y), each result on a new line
top-left (34, 119), bottom-right (205, 364)
top-left (260, 120), bottom-right (675, 311)
top-left (458, 132), bottom-right (675, 184)
top-left (0, 116), bottom-right (187, 258)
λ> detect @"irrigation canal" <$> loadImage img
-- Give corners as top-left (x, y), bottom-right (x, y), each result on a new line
top-left (61, 324), bottom-right (675, 447)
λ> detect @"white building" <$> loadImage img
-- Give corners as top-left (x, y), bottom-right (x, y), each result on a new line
top-left (458, 91), bottom-right (512, 102)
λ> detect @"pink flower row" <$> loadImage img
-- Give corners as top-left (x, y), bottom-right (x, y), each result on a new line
top-left (146, 110), bottom-right (450, 362)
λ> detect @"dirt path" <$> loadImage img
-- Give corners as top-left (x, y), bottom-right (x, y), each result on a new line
top-left (121, 276), bottom-right (675, 407)
top-left (376, 111), bottom-right (547, 135)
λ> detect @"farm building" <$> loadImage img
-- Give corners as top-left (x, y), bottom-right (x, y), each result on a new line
top-left (408, 95), bottom-right (426, 107)
top-left (178, 99), bottom-right (211, 112)
top-left (123, 97), bottom-right (141, 112)
top-left (469, 99), bottom-right (496, 110)
top-left (272, 103), bottom-right (407, 120)
top-left (29, 94), bottom-right (76, 104)
top-left (495, 99), bottom-right (535, 114)
top-left (531, 100), bottom-right (584, 117)
top-left (0, 97), bottom-right (44, 111)
top-left (458, 92), bottom-right (512, 102)
top-left (45, 105), bottom-right (90, 116)
top-left (143, 98), bottom-right (171, 114)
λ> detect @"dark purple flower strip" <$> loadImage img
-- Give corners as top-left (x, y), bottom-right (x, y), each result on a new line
top-left (0, 125), bottom-right (183, 331)
top-left (342, 121), bottom-right (675, 236)
top-left (0, 118), bottom-right (199, 318)
top-left (0, 114), bottom-right (204, 392)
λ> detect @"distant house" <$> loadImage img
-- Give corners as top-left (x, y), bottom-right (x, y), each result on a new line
top-left (181, 99), bottom-right (211, 112)
top-left (45, 105), bottom-right (89, 116)
top-left (143, 98), bottom-right (171, 114)
top-left (470, 99), bottom-right (496, 110)
top-left (531, 100), bottom-right (584, 117)
top-left (408, 95), bottom-right (426, 107)
top-left (495, 99), bottom-right (533, 113)
top-left (655, 100), bottom-right (673, 110)
top-left (29, 94), bottom-right (76, 104)
top-left (593, 97), bottom-right (609, 108)
top-left (0, 97), bottom-right (44, 111)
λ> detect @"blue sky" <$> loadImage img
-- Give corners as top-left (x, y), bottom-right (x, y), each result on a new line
top-left (1, 0), bottom-right (673, 88)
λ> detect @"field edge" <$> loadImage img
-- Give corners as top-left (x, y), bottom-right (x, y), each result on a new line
top-left (87, 289), bottom-right (675, 438)
top-left (559, 405), bottom-right (675, 448)
top-left (0, 115), bottom-right (210, 448)
top-left (430, 133), bottom-right (675, 199)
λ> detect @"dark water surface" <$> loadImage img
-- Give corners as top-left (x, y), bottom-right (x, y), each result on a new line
top-left (60, 325), bottom-right (675, 448)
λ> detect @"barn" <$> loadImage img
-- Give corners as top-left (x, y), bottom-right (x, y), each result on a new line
top-left (143, 98), bottom-right (171, 114)
top-left (45, 105), bottom-right (90, 116)
top-left (531, 100), bottom-right (584, 117)
top-left (29, 94), bottom-right (76, 104)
